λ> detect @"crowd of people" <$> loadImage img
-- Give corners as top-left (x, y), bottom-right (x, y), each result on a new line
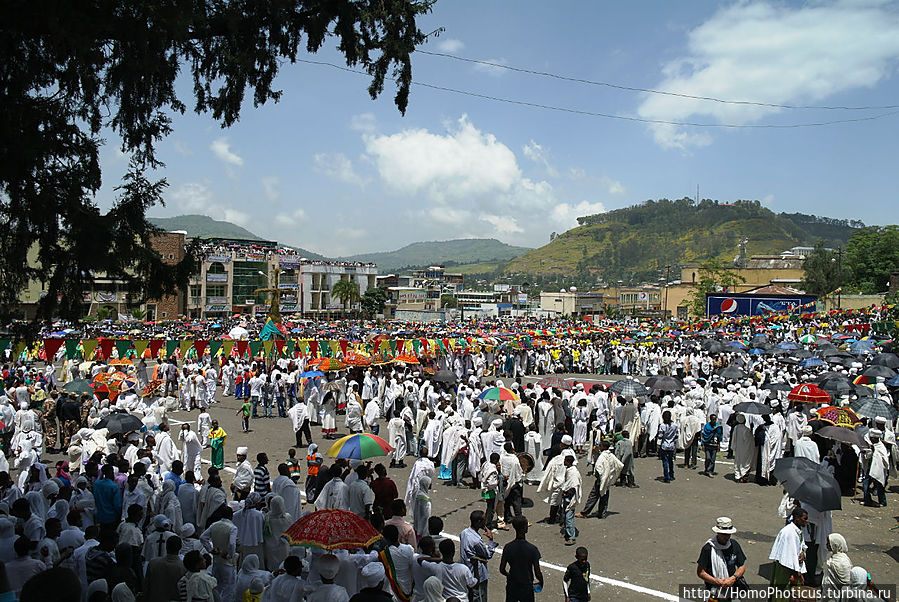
top-left (0, 310), bottom-right (896, 601)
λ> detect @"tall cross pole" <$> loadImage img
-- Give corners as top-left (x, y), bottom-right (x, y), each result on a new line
top-left (254, 266), bottom-right (282, 323)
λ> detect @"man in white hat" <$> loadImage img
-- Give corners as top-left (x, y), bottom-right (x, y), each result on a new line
top-left (537, 434), bottom-right (576, 525)
top-left (862, 429), bottom-right (889, 507)
top-left (231, 447), bottom-right (253, 501)
top-left (308, 554), bottom-right (350, 602)
top-left (793, 425), bottom-right (819, 464)
top-left (354, 562), bottom-right (391, 602)
top-left (697, 517), bottom-right (746, 596)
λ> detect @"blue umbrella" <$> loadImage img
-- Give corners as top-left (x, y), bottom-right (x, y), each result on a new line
top-left (749, 348), bottom-right (766, 355)
top-left (727, 341), bottom-right (748, 349)
top-left (799, 357), bottom-right (827, 368)
top-left (299, 370), bottom-right (324, 378)
top-left (776, 341), bottom-right (800, 350)
top-left (887, 375), bottom-right (899, 387)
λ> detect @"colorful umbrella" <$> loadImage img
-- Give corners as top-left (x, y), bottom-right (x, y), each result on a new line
top-left (787, 383), bottom-right (831, 404)
top-left (142, 379), bottom-right (166, 397)
top-left (282, 509), bottom-right (383, 550)
top-left (325, 433), bottom-right (394, 460)
top-left (813, 406), bottom-right (861, 428)
top-left (537, 376), bottom-right (575, 391)
top-left (477, 387), bottom-right (520, 402)
top-left (109, 358), bottom-right (133, 366)
top-left (370, 353), bottom-right (392, 366)
top-left (343, 352), bottom-right (371, 367)
top-left (798, 334), bottom-right (817, 344)
top-left (308, 358), bottom-right (346, 371)
top-left (393, 354), bottom-right (420, 364)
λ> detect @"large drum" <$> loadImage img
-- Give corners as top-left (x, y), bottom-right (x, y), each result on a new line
top-left (518, 452), bottom-right (535, 474)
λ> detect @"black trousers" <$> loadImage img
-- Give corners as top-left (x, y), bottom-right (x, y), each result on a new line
top-left (485, 496), bottom-right (496, 528)
top-left (504, 483), bottom-right (523, 521)
top-left (294, 419), bottom-right (312, 446)
top-left (505, 582), bottom-right (535, 602)
top-left (581, 478), bottom-right (610, 517)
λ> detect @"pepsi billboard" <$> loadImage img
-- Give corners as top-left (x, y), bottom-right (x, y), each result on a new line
top-left (706, 293), bottom-right (817, 317)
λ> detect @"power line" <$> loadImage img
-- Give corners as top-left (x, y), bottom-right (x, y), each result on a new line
top-left (416, 49), bottom-right (899, 112)
top-left (296, 58), bottom-right (899, 128)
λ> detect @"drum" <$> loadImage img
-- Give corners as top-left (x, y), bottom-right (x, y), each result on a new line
top-left (517, 452), bottom-right (535, 474)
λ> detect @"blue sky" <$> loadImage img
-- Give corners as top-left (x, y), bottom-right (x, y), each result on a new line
top-left (98, 0), bottom-right (899, 256)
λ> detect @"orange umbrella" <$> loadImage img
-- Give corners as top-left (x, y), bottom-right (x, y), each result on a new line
top-left (343, 352), bottom-right (371, 367)
top-left (393, 354), bottom-right (420, 364)
top-left (109, 358), bottom-right (133, 366)
top-left (308, 357), bottom-right (346, 371)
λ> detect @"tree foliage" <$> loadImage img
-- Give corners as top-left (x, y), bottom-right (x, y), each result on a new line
top-left (845, 226), bottom-right (899, 294)
top-left (331, 279), bottom-right (361, 310)
top-left (800, 240), bottom-right (841, 297)
top-left (0, 0), bottom-right (434, 324)
top-left (439, 294), bottom-right (457, 308)
top-left (361, 287), bottom-right (388, 318)
top-left (686, 259), bottom-right (746, 317)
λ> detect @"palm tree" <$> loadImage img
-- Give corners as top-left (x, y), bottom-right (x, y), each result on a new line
top-left (331, 279), bottom-right (361, 316)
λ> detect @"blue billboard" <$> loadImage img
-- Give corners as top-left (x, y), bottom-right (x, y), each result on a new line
top-left (706, 293), bottom-right (817, 317)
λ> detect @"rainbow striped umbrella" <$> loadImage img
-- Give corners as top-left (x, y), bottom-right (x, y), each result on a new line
top-left (477, 387), bottom-right (519, 402)
top-left (325, 433), bottom-right (394, 460)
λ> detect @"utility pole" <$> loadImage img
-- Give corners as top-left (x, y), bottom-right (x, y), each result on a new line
top-left (664, 265), bottom-right (671, 320)
top-left (836, 247), bottom-right (843, 310)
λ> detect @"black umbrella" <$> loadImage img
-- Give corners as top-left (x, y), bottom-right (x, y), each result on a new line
top-left (645, 375), bottom-right (683, 391)
top-left (862, 365), bottom-right (897, 379)
top-left (733, 401), bottom-right (772, 415)
top-left (850, 397), bottom-right (898, 421)
top-left (608, 378), bottom-right (649, 398)
top-left (871, 353), bottom-right (899, 369)
top-left (762, 382), bottom-right (792, 393)
top-left (61, 379), bottom-right (94, 395)
top-left (432, 370), bottom-right (457, 385)
top-left (779, 357), bottom-right (801, 365)
top-left (818, 347), bottom-right (843, 358)
top-left (826, 356), bottom-right (854, 368)
top-left (772, 457), bottom-right (841, 511)
top-left (815, 425), bottom-right (870, 449)
top-left (716, 365), bottom-right (747, 380)
top-left (792, 350), bottom-right (813, 359)
top-left (701, 339), bottom-right (725, 353)
top-left (819, 377), bottom-right (853, 397)
top-left (95, 412), bottom-right (144, 435)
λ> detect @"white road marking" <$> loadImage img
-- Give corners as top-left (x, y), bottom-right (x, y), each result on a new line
top-left (438, 531), bottom-right (678, 601)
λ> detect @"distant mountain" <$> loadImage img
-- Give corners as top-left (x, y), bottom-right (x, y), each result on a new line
top-left (341, 239), bottom-right (531, 272)
top-left (504, 198), bottom-right (862, 281)
top-left (149, 214), bottom-right (264, 240)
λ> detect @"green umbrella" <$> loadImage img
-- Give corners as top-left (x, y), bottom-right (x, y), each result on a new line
top-left (61, 379), bottom-right (93, 395)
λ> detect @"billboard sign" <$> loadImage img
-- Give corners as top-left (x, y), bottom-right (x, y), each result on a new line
top-left (397, 289), bottom-right (427, 304)
top-left (206, 273), bottom-right (228, 282)
top-left (706, 293), bottom-right (817, 317)
top-left (245, 253), bottom-right (266, 262)
top-left (206, 254), bottom-right (232, 263)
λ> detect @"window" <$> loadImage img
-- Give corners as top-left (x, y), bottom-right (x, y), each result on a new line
top-left (206, 285), bottom-right (226, 297)
top-left (161, 311), bottom-right (167, 318)
top-left (207, 262), bottom-right (226, 274)
top-left (189, 285), bottom-right (202, 298)
top-left (168, 254), bottom-right (174, 259)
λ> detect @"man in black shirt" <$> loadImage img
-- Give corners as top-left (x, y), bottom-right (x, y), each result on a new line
top-left (696, 517), bottom-right (747, 600)
top-left (563, 547), bottom-right (590, 602)
top-left (500, 516), bottom-right (543, 602)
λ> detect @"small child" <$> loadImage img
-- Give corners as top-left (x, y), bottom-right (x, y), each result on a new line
top-left (285, 448), bottom-right (302, 483)
top-left (236, 398), bottom-right (252, 433)
top-left (563, 547), bottom-right (591, 602)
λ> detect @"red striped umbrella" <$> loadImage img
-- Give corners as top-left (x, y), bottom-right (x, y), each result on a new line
top-left (282, 509), bottom-right (383, 550)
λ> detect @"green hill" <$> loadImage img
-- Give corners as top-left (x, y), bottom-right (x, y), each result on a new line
top-left (149, 214), bottom-right (264, 240)
top-left (342, 238), bottom-right (531, 272)
top-left (504, 198), bottom-right (861, 281)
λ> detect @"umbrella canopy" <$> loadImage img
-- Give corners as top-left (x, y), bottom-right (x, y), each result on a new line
top-left (818, 376), bottom-right (853, 397)
top-left (861, 365), bottom-right (897, 379)
top-left (608, 378), bottom-right (649, 398)
top-left (813, 406), bottom-right (861, 428)
top-left (761, 382), bottom-right (792, 393)
top-left (477, 387), bottom-right (520, 402)
top-left (799, 357), bottom-right (827, 368)
top-left (798, 334), bottom-right (817, 344)
top-left (701, 339), bottom-right (726, 354)
top-left (343, 352), bottom-right (372, 367)
top-left (325, 433), bottom-right (394, 460)
top-left (815, 425), bottom-right (869, 449)
top-left (536, 376), bottom-right (574, 391)
top-left (321, 381), bottom-right (342, 392)
top-left (715, 365), bottom-right (747, 381)
top-left (727, 341), bottom-right (748, 350)
top-left (787, 383), bottom-right (831, 404)
top-left (871, 353), bottom-right (899, 369)
top-left (645, 375), bottom-right (684, 391)
top-left (772, 457), bottom-right (841, 511)
top-left (775, 341), bottom-right (800, 351)
top-left (432, 370), bottom-right (457, 384)
top-left (298, 370), bottom-right (324, 379)
top-left (309, 358), bottom-right (346, 372)
top-left (733, 401), bottom-right (771, 415)
top-left (95, 412), bottom-right (144, 435)
top-left (282, 509), bottom-right (383, 550)
top-left (850, 397), bottom-right (898, 421)
top-left (61, 379), bottom-right (94, 395)
top-left (392, 354), bottom-right (420, 364)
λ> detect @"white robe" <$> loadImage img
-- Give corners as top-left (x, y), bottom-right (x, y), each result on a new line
top-left (794, 437), bottom-right (820, 464)
top-left (732, 423), bottom-right (755, 480)
top-left (179, 429), bottom-right (203, 476)
top-left (769, 522), bottom-right (807, 573)
top-left (272, 475), bottom-right (301, 521)
top-left (524, 431), bottom-right (543, 482)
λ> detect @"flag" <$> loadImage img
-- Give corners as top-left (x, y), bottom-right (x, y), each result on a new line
top-left (259, 318), bottom-right (285, 341)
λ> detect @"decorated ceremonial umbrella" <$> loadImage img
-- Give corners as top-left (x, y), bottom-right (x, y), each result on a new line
top-left (370, 353), bottom-right (392, 366)
top-left (477, 387), bottom-right (520, 402)
top-left (813, 406), bottom-right (861, 428)
top-left (343, 352), bottom-right (371, 367)
top-left (142, 379), bottom-right (166, 398)
top-left (537, 376), bottom-right (574, 391)
top-left (282, 508), bottom-right (383, 550)
top-left (308, 358), bottom-right (346, 371)
top-left (608, 377), bottom-right (649, 398)
top-left (787, 383), bottom-right (831, 404)
top-left (325, 433), bottom-right (394, 460)
top-left (772, 457), bottom-right (841, 511)
top-left (61, 379), bottom-right (94, 395)
top-left (109, 358), bottom-right (133, 366)
top-left (393, 354), bottom-right (420, 364)
top-left (850, 397), bottom-right (898, 421)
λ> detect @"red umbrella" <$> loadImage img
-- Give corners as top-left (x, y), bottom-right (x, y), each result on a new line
top-left (788, 383), bottom-right (831, 404)
top-left (282, 509), bottom-right (383, 550)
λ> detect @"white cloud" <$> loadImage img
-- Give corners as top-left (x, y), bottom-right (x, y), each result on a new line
top-left (173, 140), bottom-right (193, 156)
top-left (551, 201), bottom-right (607, 229)
top-left (262, 176), bottom-right (280, 201)
top-left (170, 182), bottom-right (213, 212)
top-left (210, 137), bottom-right (244, 166)
top-left (522, 140), bottom-right (559, 177)
top-left (480, 214), bottom-right (523, 234)
top-left (335, 226), bottom-right (366, 240)
top-left (599, 176), bottom-right (625, 195)
top-left (222, 208), bottom-right (250, 226)
top-left (313, 152), bottom-right (366, 186)
top-left (637, 0), bottom-right (899, 149)
top-left (275, 208), bottom-right (307, 226)
top-left (474, 57), bottom-right (509, 77)
top-left (350, 113), bottom-right (377, 133)
top-left (435, 38), bottom-right (465, 53)
top-left (761, 194), bottom-right (775, 206)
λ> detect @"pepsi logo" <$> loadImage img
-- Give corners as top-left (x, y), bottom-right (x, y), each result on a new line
top-left (720, 298), bottom-right (738, 313)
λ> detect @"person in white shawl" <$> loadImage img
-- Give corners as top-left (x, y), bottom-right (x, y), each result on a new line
top-left (13, 440), bottom-right (36, 489)
top-left (523, 425), bottom-right (543, 483)
top-left (345, 388), bottom-right (364, 434)
top-left (179, 424), bottom-right (203, 476)
top-left (820, 533), bottom-right (851, 602)
top-left (411, 475), bottom-right (431, 537)
top-left (404, 454), bottom-right (435, 509)
top-left (731, 414), bottom-right (756, 482)
top-left (467, 418), bottom-right (485, 484)
top-left (387, 411), bottom-right (407, 468)
top-left (363, 397), bottom-right (381, 436)
top-left (154, 480), bottom-right (183, 534)
top-left (769, 508), bottom-right (808, 587)
top-left (862, 429), bottom-right (889, 507)
top-left (272, 465), bottom-right (302, 522)
top-left (233, 554), bottom-right (272, 602)
top-left (794, 425), bottom-right (820, 464)
top-left (576, 440), bottom-right (622, 519)
top-left (154, 423), bottom-right (180, 475)
top-left (696, 517), bottom-right (746, 596)
top-left (314, 467), bottom-right (349, 511)
top-left (263, 495), bottom-right (293, 571)
top-left (761, 413), bottom-right (784, 484)
top-left (537, 436), bottom-right (576, 525)
top-left (235, 493), bottom-right (266, 559)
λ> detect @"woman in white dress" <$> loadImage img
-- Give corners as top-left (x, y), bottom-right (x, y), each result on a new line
top-left (572, 399), bottom-right (590, 453)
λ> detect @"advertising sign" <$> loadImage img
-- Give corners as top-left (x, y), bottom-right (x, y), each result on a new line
top-left (206, 273), bottom-right (228, 282)
top-left (279, 304), bottom-right (299, 312)
top-left (206, 254), bottom-right (232, 263)
top-left (397, 289), bottom-right (427, 304)
top-left (205, 304), bottom-right (229, 312)
top-left (706, 293), bottom-right (817, 317)
top-left (279, 256), bottom-right (301, 267)
top-left (245, 253), bottom-right (266, 262)
top-left (517, 293), bottom-right (528, 304)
